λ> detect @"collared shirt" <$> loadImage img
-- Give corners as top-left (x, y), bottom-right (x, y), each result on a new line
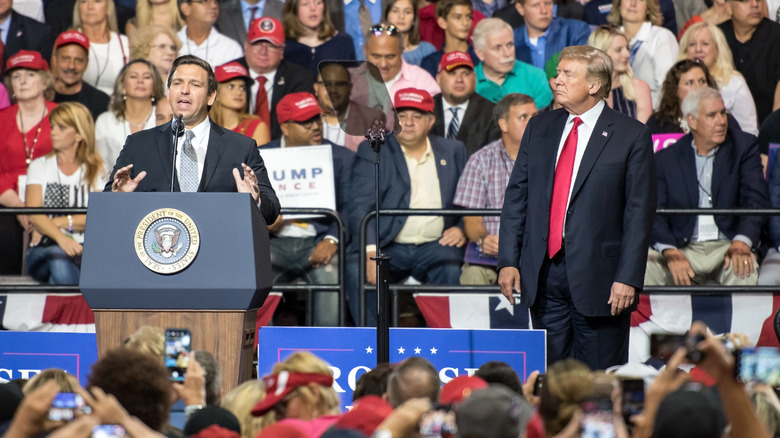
top-left (177, 26), bottom-right (244, 68)
top-left (343, 0), bottom-right (383, 60)
top-left (248, 66), bottom-right (276, 114)
top-left (241, 0), bottom-right (266, 30)
top-left (555, 100), bottom-right (604, 233)
top-left (388, 60), bottom-right (441, 103)
top-left (475, 60), bottom-right (552, 108)
top-left (175, 117), bottom-right (211, 189)
top-left (442, 99), bottom-right (469, 136)
top-left (395, 138), bottom-right (445, 244)
top-left (0, 14), bottom-right (10, 45)
top-left (523, 27), bottom-right (549, 70)
top-left (453, 138), bottom-right (515, 236)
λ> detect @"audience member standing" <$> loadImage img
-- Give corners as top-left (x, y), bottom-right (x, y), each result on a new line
top-left (608, 0), bottom-right (678, 110)
top-left (74, 0), bottom-right (130, 95)
top-left (51, 30), bottom-right (110, 121)
top-left (25, 102), bottom-right (106, 285)
top-left (719, 0), bottom-right (780, 125)
top-left (679, 22), bottom-right (758, 136)
top-left (0, 51), bottom-right (56, 275)
top-left (125, 0), bottom-right (184, 39)
top-left (96, 59), bottom-right (164, 170)
top-left (281, 0), bottom-right (355, 74)
top-left (513, 0), bottom-right (591, 70)
top-left (385, 0), bottom-right (436, 66)
top-left (177, 0), bottom-right (243, 68)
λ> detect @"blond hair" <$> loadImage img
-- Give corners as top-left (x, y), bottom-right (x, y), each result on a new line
top-left (221, 380), bottom-right (275, 438)
top-left (677, 21), bottom-right (738, 86)
top-left (48, 102), bottom-right (105, 189)
top-left (559, 45), bottom-right (613, 101)
top-left (607, 0), bottom-right (662, 26)
top-left (270, 352), bottom-right (341, 418)
top-left (124, 325), bottom-right (165, 361)
top-left (588, 25), bottom-right (637, 101)
top-left (72, 0), bottom-right (120, 34)
top-left (134, 0), bottom-right (184, 33)
top-left (129, 25), bottom-right (182, 66)
top-left (538, 359), bottom-right (595, 436)
top-left (23, 369), bottom-right (81, 395)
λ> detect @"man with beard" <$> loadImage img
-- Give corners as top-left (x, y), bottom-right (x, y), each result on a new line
top-left (431, 51), bottom-right (500, 156)
top-left (51, 30), bottom-right (110, 121)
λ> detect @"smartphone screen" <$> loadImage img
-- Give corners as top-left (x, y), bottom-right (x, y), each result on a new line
top-left (621, 379), bottom-right (644, 422)
top-left (581, 397), bottom-right (615, 438)
top-left (735, 347), bottom-right (780, 386)
top-left (165, 328), bottom-right (191, 382)
top-left (92, 425), bottom-right (127, 438)
top-left (48, 393), bottom-right (88, 422)
top-left (419, 404), bottom-right (457, 438)
top-left (533, 374), bottom-right (545, 396)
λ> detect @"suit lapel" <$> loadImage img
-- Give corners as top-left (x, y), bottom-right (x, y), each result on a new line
top-left (431, 137), bottom-right (453, 201)
top-left (570, 108), bottom-right (613, 200)
top-left (675, 137), bottom-right (699, 206)
top-left (711, 134), bottom-right (732, 204)
top-left (389, 138), bottom-right (411, 195)
top-left (5, 13), bottom-right (22, 56)
top-left (457, 96), bottom-right (480, 142)
top-left (542, 110), bottom-right (570, 205)
top-left (201, 123), bottom-right (226, 190)
top-left (433, 96), bottom-right (445, 137)
top-left (272, 61), bottom-right (289, 110)
top-left (155, 124), bottom-right (177, 190)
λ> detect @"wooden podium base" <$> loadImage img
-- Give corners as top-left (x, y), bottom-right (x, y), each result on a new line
top-left (93, 309), bottom-right (257, 393)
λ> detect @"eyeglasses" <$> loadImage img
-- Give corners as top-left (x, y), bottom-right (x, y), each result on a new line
top-left (316, 80), bottom-right (350, 88)
top-left (152, 43), bottom-right (177, 51)
top-left (291, 116), bottom-right (322, 129)
top-left (369, 24), bottom-right (399, 36)
top-left (188, 0), bottom-right (218, 5)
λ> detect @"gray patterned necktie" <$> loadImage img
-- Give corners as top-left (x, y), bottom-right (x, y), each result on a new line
top-left (179, 130), bottom-right (199, 192)
top-left (448, 107), bottom-right (460, 139)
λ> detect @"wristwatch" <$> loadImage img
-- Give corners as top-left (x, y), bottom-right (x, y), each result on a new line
top-left (326, 238), bottom-right (338, 246)
top-left (476, 237), bottom-right (484, 253)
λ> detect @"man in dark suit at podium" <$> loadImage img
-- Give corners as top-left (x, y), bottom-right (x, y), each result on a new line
top-left (106, 55), bottom-right (280, 225)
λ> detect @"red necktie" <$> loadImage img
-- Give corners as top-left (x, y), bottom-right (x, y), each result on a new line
top-left (254, 76), bottom-right (270, 128)
top-left (548, 116), bottom-right (582, 258)
top-left (0, 36), bottom-right (5, 76)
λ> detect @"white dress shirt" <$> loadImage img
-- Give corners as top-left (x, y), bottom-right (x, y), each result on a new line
top-left (248, 66), bottom-right (276, 114)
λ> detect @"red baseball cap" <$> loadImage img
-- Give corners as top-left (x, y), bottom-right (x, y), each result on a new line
top-left (394, 88), bottom-right (434, 113)
top-left (54, 30), bottom-right (90, 52)
top-left (438, 51), bottom-right (474, 73)
top-left (215, 62), bottom-right (252, 83)
top-left (276, 92), bottom-right (321, 124)
top-left (439, 375), bottom-right (488, 404)
top-left (334, 395), bottom-right (393, 436)
top-left (6, 50), bottom-right (49, 72)
top-left (247, 17), bottom-right (285, 46)
top-left (251, 371), bottom-right (334, 416)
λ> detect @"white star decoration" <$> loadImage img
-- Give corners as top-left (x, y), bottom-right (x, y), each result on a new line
top-left (414, 347), bottom-right (421, 354)
top-left (494, 295), bottom-right (515, 316)
top-left (398, 347), bottom-right (406, 354)
top-left (430, 347), bottom-right (438, 354)
top-left (365, 346), bottom-right (373, 353)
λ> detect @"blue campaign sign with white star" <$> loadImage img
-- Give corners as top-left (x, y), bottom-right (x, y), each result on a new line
top-left (257, 327), bottom-right (545, 409)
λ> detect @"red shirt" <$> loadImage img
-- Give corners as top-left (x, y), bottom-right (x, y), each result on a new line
top-left (0, 101), bottom-right (57, 196)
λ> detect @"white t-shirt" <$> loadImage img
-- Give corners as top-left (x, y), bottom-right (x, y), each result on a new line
top-left (83, 32), bottom-right (130, 96)
top-left (26, 155), bottom-right (108, 243)
top-left (177, 26), bottom-right (244, 68)
top-left (96, 108), bottom-right (158, 170)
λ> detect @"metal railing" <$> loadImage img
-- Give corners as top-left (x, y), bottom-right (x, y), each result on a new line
top-left (0, 207), bottom-right (348, 327)
top-left (357, 208), bottom-right (780, 327)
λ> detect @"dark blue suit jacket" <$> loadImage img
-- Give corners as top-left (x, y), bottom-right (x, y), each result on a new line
top-left (497, 106), bottom-right (656, 317)
top-left (260, 140), bottom-right (355, 243)
top-left (104, 120), bottom-right (280, 225)
top-left (513, 17), bottom-right (590, 69)
top-left (654, 128), bottom-right (769, 249)
top-left (349, 135), bottom-right (467, 248)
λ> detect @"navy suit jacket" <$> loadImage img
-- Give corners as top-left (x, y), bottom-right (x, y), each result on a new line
top-left (654, 128), bottom-right (769, 249)
top-left (497, 106), bottom-right (656, 317)
top-left (104, 120), bottom-right (281, 225)
top-left (513, 17), bottom-right (590, 68)
top-left (259, 140), bottom-right (355, 243)
top-left (432, 93), bottom-right (500, 157)
top-left (216, 0), bottom-right (284, 46)
top-left (4, 11), bottom-right (53, 66)
top-left (349, 135), bottom-right (467, 248)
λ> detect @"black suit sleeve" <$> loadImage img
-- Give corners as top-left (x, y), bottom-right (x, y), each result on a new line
top-left (497, 117), bottom-right (532, 270)
top-left (246, 141), bottom-right (280, 225)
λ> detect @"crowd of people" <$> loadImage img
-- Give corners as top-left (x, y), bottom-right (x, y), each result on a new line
top-left (0, 322), bottom-right (778, 437)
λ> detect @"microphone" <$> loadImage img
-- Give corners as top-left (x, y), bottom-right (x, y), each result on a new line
top-left (170, 115), bottom-right (184, 192)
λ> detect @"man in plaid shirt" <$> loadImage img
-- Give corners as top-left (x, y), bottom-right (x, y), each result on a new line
top-left (454, 93), bottom-right (538, 284)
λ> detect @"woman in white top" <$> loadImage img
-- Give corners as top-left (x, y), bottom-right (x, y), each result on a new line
top-left (96, 59), bottom-right (165, 169)
top-left (25, 102), bottom-right (107, 284)
top-left (678, 21), bottom-right (758, 135)
top-left (608, 0), bottom-right (678, 110)
top-left (74, 0), bottom-right (130, 95)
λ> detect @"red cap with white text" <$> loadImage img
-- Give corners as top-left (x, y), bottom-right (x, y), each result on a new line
top-left (393, 88), bottom-right (434, 113)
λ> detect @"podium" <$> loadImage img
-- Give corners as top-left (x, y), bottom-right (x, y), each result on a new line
top-left (80, 193), bottom-right (272, 391)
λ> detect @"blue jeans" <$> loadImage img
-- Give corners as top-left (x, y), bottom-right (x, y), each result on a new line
top-left (26, 245), bottom-right (80, 285)
top-left (269, 236), bottom-right (339, 326)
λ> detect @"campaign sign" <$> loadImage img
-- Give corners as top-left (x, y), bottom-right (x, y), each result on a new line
top-left (652, 133), bottom-right (685, 152)
top-left (257, 327), bottom-right (545, 409)
top-left (0, 332), bottom-right (98, 386)
top-left (260, 145), bottom-right (335, 218)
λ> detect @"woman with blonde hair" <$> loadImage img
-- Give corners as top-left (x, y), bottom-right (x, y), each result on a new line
top-left (129, 25), bottom-right (181, 81)
top-left (222, 380), bottom-right (275, 438)
top-left (282, 0), bottom-right (355, 74)
top-left (73, 0), bottom-right (130, 95)
top-left (211, 62), bottom-right (270, 145)
top-left (96, 59), bottom-right (165, 168)
top-left (125, 0), bottom-right (185, 39)
top-left (678, 21), bottom-right (758, 135)
top-left (538, 359), bottom-right (595, 436)
top-left (608, 0), bottom-right (678, 110)
top-left (25, 102), bottom-right (106, 285)
top-left (588, 25), bottom-right (653, 123)
top-left (23, 368), bottom-right (81, 394)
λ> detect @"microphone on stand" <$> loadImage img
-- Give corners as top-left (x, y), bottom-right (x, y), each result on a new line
top-left (170, 114), bottom-right (185, 192)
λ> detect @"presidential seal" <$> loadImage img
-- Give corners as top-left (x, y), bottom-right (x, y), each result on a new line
top-left (134, 209), bottom-right (200, 274)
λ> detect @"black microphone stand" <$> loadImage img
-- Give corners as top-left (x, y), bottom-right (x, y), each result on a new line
top-left (170, 115), bottom-right (184, 192)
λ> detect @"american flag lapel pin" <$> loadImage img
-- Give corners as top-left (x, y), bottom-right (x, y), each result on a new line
top-left (602, 131), bottom-right (608, 137)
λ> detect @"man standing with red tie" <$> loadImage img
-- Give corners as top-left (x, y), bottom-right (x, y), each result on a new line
top-left (497, 46), bottom-right (656, 369)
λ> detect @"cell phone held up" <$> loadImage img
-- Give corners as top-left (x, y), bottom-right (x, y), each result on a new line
top-left (649, 333), bottom-right (706, 363)
top-left (165, 328), bottom-right (191, 382)
top-left (734, 346), bottom-right (780, 386)
top-left (48, 392), bottom-right (90, 422)
top-left (581, 396), bottom-right (616, 438)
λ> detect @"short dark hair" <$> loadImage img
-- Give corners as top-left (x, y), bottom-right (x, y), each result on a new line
top-left (353, 362), bottom-right (393, 401)
top-left (436, 0), bottom-right (472, 19)
top-left (193, 351), bottom-right (222, 406)
top-left (386, 357), bottom-right (440, 408)
top-left (493, 93), bottom-right (535, 124)
top-left (167, 55), bottom-right (218, 96)
top-left (474, 361), bottom-right (523, 395)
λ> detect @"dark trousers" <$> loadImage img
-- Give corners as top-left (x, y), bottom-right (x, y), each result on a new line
top-left (533, 251), bottom-right (630, 370)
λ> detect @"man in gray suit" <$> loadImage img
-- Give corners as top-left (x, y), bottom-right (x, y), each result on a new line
top-left (216, 0), bottom-right (284, 46)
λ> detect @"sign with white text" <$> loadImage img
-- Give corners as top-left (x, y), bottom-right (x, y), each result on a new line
top-left (0, 332), bottom-right (98, 386)
top-left (652, 133), bottom-right (685, 152)
top-left (257, 327), bottom-right (546, 409)
top-left (260, 145), bottom-right (335, 218)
